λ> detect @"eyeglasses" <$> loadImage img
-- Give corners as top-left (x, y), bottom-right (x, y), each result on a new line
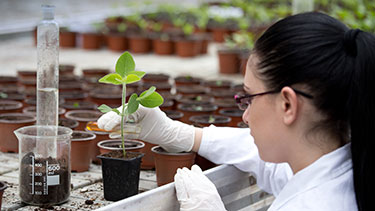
top-left (234, 88), bottom-right (313, 110)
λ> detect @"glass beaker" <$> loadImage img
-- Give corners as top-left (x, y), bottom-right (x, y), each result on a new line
top-left (14, 125), bottom-right (72, 206)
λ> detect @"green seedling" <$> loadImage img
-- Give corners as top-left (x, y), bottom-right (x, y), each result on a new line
top-left (195, 96), bottom-right (202, 101)
top-left (0, 92), bottom-right (8, 99)
top-left (98, 51), bottom-right (164, 158)
top-left (208, 115), bottom-right (215, 124)
top-left (72, 102), bottom-right (80, 108)
top-left (193, 105), bottom-right (203, 111)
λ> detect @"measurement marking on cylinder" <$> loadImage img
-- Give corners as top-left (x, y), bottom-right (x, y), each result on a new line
top-left (45, 160), bottom-right (48, 195)
top-left (31, 154), bottom-right (34, 195)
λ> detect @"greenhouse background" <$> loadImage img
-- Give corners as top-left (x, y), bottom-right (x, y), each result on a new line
top-left (0, 0), bottom-right (374, 210)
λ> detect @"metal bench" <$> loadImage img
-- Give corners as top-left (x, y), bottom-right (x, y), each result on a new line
top-left (97, 165), bottom-right (274, 211)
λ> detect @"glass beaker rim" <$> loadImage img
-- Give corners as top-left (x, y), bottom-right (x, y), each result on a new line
top-left (14, 125), bottom-right (73, 139)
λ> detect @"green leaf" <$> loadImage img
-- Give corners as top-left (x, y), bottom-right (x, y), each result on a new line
top-left (98, 73), bottom-right (123, 85)
top-left (125, 94), bottom-right (139, 115)
top-left (137, 86), bottom-right (156, 100)
top-left (125, 74), bottom-right (141, 84)
top-left (98, 104), bottom-right (113, 113)
top-left (139, 92), bottom-right (164, 108)
top-left (112, 108), bottom-right (120, 115)
top-left (115, 51), bottom-right (135, 78)
top-left (127, 70), bottom-right (146, 79)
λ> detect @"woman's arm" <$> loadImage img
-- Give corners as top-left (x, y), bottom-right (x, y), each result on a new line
top-left (194, 126), bottom-right (293, 196)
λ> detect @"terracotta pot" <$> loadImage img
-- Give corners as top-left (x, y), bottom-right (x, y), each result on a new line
top-left (160, 100), bottom-right (174, 111)
top-left (175, 85), bottom-right (209, 96)
top-left (17, 70), bottom-right (36, 81)
top-left (0, 84), bottom-right (19, 93)
top-left (177, 103), bottom-right (218, 124)
top-left (210, 89), bottom-right (237, 100)
top-left (211, 28), bottom-right (232, 43)
top-left (139, 142), bottom-right (157, 170)
top-left (213, 98), bottom-right (238, 114)
top-left (59, 81), bottom-right (83, 92)
top-left (64, 110), bottom-right (103, 131)
top-left (84, 127), bottom-right (110, 164)
top-left (164, 110), bottom-right (184, 121)
top-left (237, 121), bottom-right (248, 128)
top-left (0, 113), bottom-right (36, 153)
top-left (22, 106), bottom-right (66, 119)
top-left (142, 73), bottom-right (170, 83)
top-left (218, 48), bottom-right (241, 74)
top-left (152, 146), bottom-right (196, 186)
top-left (88, 89), bottom-right (124, 108)
top-left (0, 100), bottom-right (23, 114)
top-left (176, 94), bottom-right (214, 106)
top-left (218, 108), bottom-right (244, 127)
top-left (128, 35), bottom-right (152, 53)
top-left (60, 30), bottom-right (76, 48)
top-left (23, 96), bottom-right (65, 107)
top-left (60, 91), bottom-right (88, 102)
top-left (81, 32), bottom-right (102, 50)
top-left (0, 76), bottom-right (17, 85)
top-left (174, 75), bottom-right (203, 86)
top-left (203, 80), bottom-right (233, 91)
top-left (175, 39), bottom-right (198, 57)
top-left (98, 151), bottom-right (144, 201)
top-left (0, 181), bottom-right (7, 208)
top-left (61, 101), bottom-right (98, 112)
top-left (97, 139), bottom-right (145, 155)
top-left (0, 92), bottom-right (25, 103)
top-left (142, 82), bottom-right (172, 93)
top-left (59, 64), bottom-right (75, 75)
top-left (58, 118), bottom-right (79, 130)
top-left (189, 114), bottom-right (231, 127)
top-left (106, 33), bottom-right (128, 51)
top-left (71, 131), bottom-right (96, 172)
top-left (153, 39), bottom-right (174, 55)
top-left (82, 68), bottom-right (110, 78)
top-left (195, 155), bottom-right (217, 171)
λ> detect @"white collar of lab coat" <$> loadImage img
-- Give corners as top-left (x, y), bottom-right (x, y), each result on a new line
top-left (269, 143), bottom-right (352, 209)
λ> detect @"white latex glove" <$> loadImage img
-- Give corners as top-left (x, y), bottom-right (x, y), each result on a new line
top-left (97, 105), bottom-right (195, 153)
top-left (174, 165), bottom-right (227, 211)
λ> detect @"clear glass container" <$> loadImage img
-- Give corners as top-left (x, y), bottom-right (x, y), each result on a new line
top-left (14, 125), bottom-right (72, 206)
top-left (37, 5), bottom-right (59, 126)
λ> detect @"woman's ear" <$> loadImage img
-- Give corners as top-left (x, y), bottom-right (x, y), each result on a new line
top-left (280, 87), bottom-right (299, 125)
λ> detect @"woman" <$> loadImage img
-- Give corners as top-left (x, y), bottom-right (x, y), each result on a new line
top-left (98, 12), bottom-right (374, 210)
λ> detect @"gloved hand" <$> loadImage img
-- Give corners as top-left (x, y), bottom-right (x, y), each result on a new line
top-left (97, 105), bottom-right (195, 153)
top-left (174, 165), bottom-right (227, 211)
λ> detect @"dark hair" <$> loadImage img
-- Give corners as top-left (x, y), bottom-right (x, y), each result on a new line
top-left (253, 12), bottom-right (375, 210)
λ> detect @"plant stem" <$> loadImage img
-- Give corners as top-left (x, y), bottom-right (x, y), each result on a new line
top-left (121, 83), bottom-right (127, 158)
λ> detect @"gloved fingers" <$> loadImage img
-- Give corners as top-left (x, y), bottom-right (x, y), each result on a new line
top-left (97, 111), bottom-right (117, 129)
top-left (174, 168), bottom-right (189, 201)
top-left (103, 114), bottom-right (121, 131)
top-left (191, 164), bottom-right (203, 174)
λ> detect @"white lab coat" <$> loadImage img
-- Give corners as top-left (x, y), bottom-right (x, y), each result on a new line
top-left (198, 126), bottom-right (357, 211)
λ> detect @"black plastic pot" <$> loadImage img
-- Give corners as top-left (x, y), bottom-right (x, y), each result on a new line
top-left (98, 151), bottom-right (144, 201)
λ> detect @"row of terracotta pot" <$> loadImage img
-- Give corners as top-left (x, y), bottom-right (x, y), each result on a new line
top-left (218, 48), bottom-right (250, 75)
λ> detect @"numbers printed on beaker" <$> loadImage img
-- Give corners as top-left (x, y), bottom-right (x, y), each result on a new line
top-left (35, 182), bottom-right (42, 186)
top-left (35, 163), bottom-right (42, 167)
top-left (35, 172), bottom-right (42, 176)
top-left (48, 164), bottom-right (60, 172)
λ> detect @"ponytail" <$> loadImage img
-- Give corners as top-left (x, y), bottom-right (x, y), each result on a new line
top-left (348, 31), bottom-right (375, 211)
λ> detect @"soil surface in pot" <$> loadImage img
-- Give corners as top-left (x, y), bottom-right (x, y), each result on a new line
top-left (70, 112), bottom-right (102, 119)
top-left (190, 115), bottom-right (231, 125)
top-left (165, 110), bottom-right (184, 120)
top-left (0, 101), bottom-right (22, 110)
top-left (58, 118), bottom-right (78, 129)
top-left (142, 73), bottom-right (170, 82)
top-left (20, 152), bottom-right (70, 206)
top-left (72, 132), bottom-right (94, 139)
top-left (0, 115), bottom-right (32, 121)
top-left (174, 75), bottom-right (203, 86)
top-left (101, 141), bottom-right (141, 149)
top-left (62, 101), bottom-right (97, 110)
top-left (101, 150), bottom-right (142, 160)
top-left (176, 85), bottom-right (209, 95)
top-left (176, 95), bottom-right (214, 105)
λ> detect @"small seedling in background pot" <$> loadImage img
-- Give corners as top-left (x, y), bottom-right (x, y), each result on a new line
top-left (97, 51), bottom-right (164, 158)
